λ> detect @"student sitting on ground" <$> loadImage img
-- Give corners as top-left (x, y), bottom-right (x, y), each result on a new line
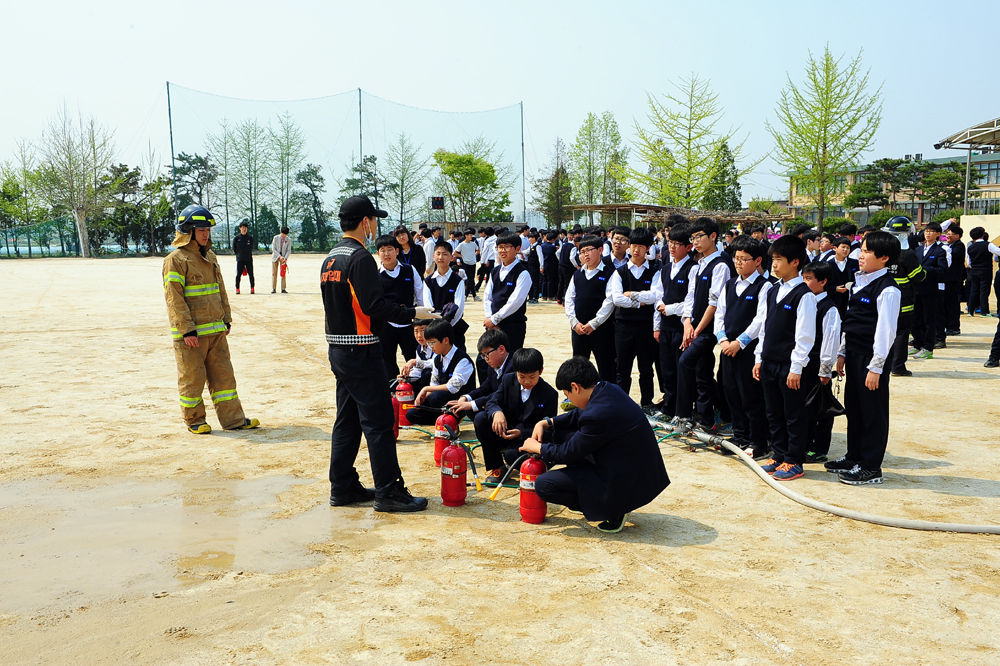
top-left (473, 348), bottom-right (557, 486)
top-left (520, 357), bottom-right (670, 534)
top-left (447, 329), bottom-right (515, 416)
top-left (800, 261), bottom-right (841, 464)
top-left (400, 319), bottom-right (434, 394)
top-left (401, 320), bottom-right (475, 426)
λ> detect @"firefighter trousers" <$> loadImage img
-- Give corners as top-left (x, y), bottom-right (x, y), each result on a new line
top-left (173, 333), bottom-right (247, 428)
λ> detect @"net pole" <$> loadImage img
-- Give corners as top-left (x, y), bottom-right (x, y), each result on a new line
top-left (358, 88), bottom-right (363, 174)
top-left (520, 102), bottom-right (526, 224)
top-left (166, 81), bottom-right (178, 221)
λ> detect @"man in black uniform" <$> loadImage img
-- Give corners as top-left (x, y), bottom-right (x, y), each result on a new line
top-left (233, 220), bottom-right (255, 294)
top-left (320, 195), bottom-right (438, 512)
top-left (882, 217), bottom-right (925, 377)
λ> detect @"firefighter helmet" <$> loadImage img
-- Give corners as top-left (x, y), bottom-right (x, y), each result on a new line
top-left (176, 205), bottom-right (216, 234)
top-left (882, 215), bottom-right (915, 236)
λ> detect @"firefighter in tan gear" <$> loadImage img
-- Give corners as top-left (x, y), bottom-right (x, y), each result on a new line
top-left (163, 204), bottom-right (260, 434)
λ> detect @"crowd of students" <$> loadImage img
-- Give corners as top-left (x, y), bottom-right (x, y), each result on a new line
top-left (372, 213), bottom-right (999, 499)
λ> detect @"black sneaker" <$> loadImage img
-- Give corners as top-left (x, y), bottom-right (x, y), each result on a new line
top-left (933, 339), bottom-right (946, 349)
top-left (838, 467), bottom-right (884, 485)
top-left (374, 484), bottom-right (429, 513)
top-left (804, 451), bottom-right (829, 463)
top-left (985, 360), bottom-right (999, 368)
top-left (945, 329), bottom-right (960, 336)
top-left (330, 484), bottom-right (376, 506)
top-left (891, 369), bottom-right (913, 377)
top-left (596, 513), bottom-right (629, 533)
top-left (824, 456), bottom-right (858, 474)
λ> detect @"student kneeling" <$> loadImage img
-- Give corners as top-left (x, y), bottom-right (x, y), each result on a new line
top-left (519, 357), bottom-right (670, 533)
top-left (473, 348), bottom-right (557, 486)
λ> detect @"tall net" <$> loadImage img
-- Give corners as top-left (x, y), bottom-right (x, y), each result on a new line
top-left (166, 85), bottom-right (524, 250)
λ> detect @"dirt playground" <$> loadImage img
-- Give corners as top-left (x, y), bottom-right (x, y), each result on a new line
top-left (1, 254), bottom-right (998, 665)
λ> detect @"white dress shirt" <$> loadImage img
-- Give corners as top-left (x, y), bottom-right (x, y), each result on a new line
top-left (379, 263), bottom-right (424, 328)
top-left (815, 292), bottom-right (841, 378)
top-left (652, 256), bottom-right (696, 331)
top-left (519, 384), bottom-right (532, 403)
top-left (423, 268), bottom-right (465, 322)
top-left (483, 259), bottom-right (532, 324)
top-left (753, 275), bottom-right (817, 375)
top-left (565, 265), bottom-right (615, 330)
top-left (713, 271), bottom-right (772, 347)
top-left (429, 345), bottom-right (475, 394)
top-left (682, 250), bottom-right (731, 321)
top-left (610, 260), bottom-right (660, 309)
top-left (837, 268), bottom-right (901, 374)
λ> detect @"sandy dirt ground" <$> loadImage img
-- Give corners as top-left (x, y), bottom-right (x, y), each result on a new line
top-left (1, 254), bottom-right (999, 666)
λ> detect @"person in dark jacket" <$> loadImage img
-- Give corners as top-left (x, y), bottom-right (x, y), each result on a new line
top-left (447, 329), bottom-right (515, 416)
top-left (233, 220), bottom-right (255, 294)
top-left (942, 224), bottom-right (966, 335)
top-left (521, 357), bottom-right (670, 533)
top-left (910, 222), bottom-right (947, 358)
top-left (881, 217), bottom-right (926, 377)
top-left (966, 226), bottom-right (994, 316)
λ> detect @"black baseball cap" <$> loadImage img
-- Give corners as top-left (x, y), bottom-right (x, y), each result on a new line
top-left (339, 195), bottom-right (387, 219)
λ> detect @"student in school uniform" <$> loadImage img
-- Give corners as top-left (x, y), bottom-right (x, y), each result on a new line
top-left (800, 261), bottom-right (841, 463)
top-left (476, 227), bottom-right (497, 294)
top-left (825, 232), bottom-right (901, 485)
top-left (565, 235), bottom-right (617, 383)
top-left (751, 235), bottom-right (817, 481)
top-left (402, 320), bottom-right (476, 426)
top-left (803, 230), bottom-right (822, 262)
top-left (818, 233), bottom-right (837, 262)
top-left (675, 217), bottom-right (732, 431)
top-left (520, 357), bottom-right (670, 534)
top-left (376, 235), bottom-right (424, 380)
top-left (941, 224), bottom-right (966, 336)
top-left (827, 237), bottom-right (859, 317)
top-left (526, 231), bottom-right (542, 304)
top-left (423, 240), bottom-right (470, 351)
top-left (966, 227), bottom-right (994, 316)
top-left (610, 227), bottom-right (661, 410)
top-left (483, 233), bottom-right (532, 355)
top-left (454, 228), bottom-right (480, 301)
top-left (447, 329), bottom-right (515, 417)
top-left (714, 236), bottom-right (771, 459)
top-left (910, 222), bottom-right (948, 358)
top-left (402, 319), bottom-right (434, 393)
top-left (556, 228), bottom-right (582, 305)
top-left (538, 231), bottom-right (560, 301)
top-left (652, 223), bottom-right (696, 419)
top-left (474, 348), bottom-right (557, 484)
top-left (603, 226), bottom-right (632, 270)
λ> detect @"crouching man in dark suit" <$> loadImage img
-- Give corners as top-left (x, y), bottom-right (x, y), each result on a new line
top-left (520, 357), bottom-right (670, 533)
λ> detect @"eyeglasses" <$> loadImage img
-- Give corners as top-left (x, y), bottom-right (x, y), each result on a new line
top-left (667, 241), bottom-right (687, 248)
top-left (480, 348), bottom-right (497, 360)
top-left (612, 237), bottom-right (629, 244)
top-left (690, 233), bottom-right (707, 242)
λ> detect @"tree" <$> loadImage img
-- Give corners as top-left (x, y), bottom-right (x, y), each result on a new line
top-left (206, 118), bottom-right (236, 244)
top-left (919, 161), bottom-right (978, 208)
top-left (868, 158), bottom-right (905, 205)
top-left (230, 118), bottom-right (271, 248)
top-left (531, 138), bottom-right (574, 227)
top-left (37, 104), bottom-right (118, 257)
top-left (568, 111), bottom-right (629, 223)
top-left (433, 149), bottom-right (509, 224)
top-left (767, 46), bottom-right (883, 229)
top-left (269, 112), bottom-right (307, 230)
top-left (105, 163), bottom-right (143, 254)
top-left (632, 75), bottom-right (759, 209)
top-left (294, 163), bottom-right (333, 249)
top-left (843, 172), bottom-right (888, 217)
top-left (338, 154), bottom-right (389, 234)
top-left (258, 204), bottom-right (279, 248)
top-left (172, 152), bottom-right (218, 211)
top-left (701, 140), bottom-right (742, 211)
top-left (382, 133), bottom-right (432, 225)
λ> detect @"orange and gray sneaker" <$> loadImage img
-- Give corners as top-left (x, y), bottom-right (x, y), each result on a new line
top-left (760, 458), bottom-right (780, 475)
top-left (773, 462), bottom-right (804, 481)
top-left (483, 468), bottom-right (506, 487)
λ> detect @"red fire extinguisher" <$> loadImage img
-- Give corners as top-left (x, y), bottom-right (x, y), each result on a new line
top-left (396, 380), bottom-right (414, 427)
top-left (433, 412), bottom-right (459, 466)
top-left (519, 456), bottom-right (547, 524)
top-left (440, 441), bottom-right (468, 507)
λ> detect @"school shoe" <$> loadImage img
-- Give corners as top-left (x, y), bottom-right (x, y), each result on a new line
top-left (772, 463), bottom-right (804, 480)
top-left (373, 484), bottom-right (429, 513)
top-left (933, 339), bottom-right (946, 349)
top-left (838, 466), bottom-right (884, 485)
top-left (824, 456), bottom-right (858, 474)
top-left (745, 447), bottom-right (772, 461)
top-left (804, 451), bottom-right (829, 463)
top-left (227, 418), bottom-right (260, 430)
top-left (760, 459), bottom-right (781, 475)
top-left (985, 359), bottom-right (999, 368)
top-left (281, 290), bottom-right (288, 294)
top-left (596, 513), bottom-right (629, 533)
top-left (891, 369), bottom-right (913, 377)
top-left (945, 329), bottom-right (960, 336)
top-left (907, 347), bottom-right (921, 357)
top-left (715, 422), bottom-right (734, 437)
top-left (915, 349), bottom-right (933, 360)
top-left (188, 423), bottom-right (212, 435)
top-left (329, 483), bottom-right (376, 506)
top-left (473, 296), bottom-right (482, 302)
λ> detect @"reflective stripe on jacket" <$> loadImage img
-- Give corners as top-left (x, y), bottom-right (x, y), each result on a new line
top-left (163, 239), bottom-right (231, 340)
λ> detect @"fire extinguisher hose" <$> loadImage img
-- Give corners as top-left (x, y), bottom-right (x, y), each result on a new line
top-left (488, 453), bottom-right (531, 501)
top-left (461, 443), bottom-right (483, 492)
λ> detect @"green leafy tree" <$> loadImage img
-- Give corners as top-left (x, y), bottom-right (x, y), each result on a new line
top-left (172, 152), bottom-right (218, 210)
top-left (105, 163), bottom-right (143, 254)
top-left (767, 46), bottom-right (883, 229)
top-left (919, 161), bottom-right (978, 208)
top-left (569, 111), bottom-right (629, 222)
top-left (433, 140), bottom-right (513, 224)
top-left (868, 158), bottom-right (906, 205)
top-left (843, 172), bottom-right (888, 217)
top-left (531, 138), bottom-right (574, 227)
top-left (701, 140), bottom-right (742, 211)
top-left (294, 163), bottom-right (333, 249)
top-left (258, 204), bottom-right (279, 247)
top-left (230, 118), bottom-right (272, 248)
top-left (298, 216), bottom-right (317, 250)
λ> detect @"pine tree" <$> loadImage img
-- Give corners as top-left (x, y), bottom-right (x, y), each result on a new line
top-left (701, 140), bottom-right (742, 211)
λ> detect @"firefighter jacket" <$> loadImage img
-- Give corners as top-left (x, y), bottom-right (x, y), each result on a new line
top-left (163, 239), bottom-right (232, 341)
top-left (886, 248), bottom-right (925, 319)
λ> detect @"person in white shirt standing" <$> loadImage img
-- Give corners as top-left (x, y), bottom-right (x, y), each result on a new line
top-left (271, 226), bottom-right (291, 293)
top-left (565, 235), bottom-right (617, 383)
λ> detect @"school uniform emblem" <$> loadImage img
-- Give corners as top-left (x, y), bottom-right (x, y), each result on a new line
top-left (783, 304), bottom-right (792, 310)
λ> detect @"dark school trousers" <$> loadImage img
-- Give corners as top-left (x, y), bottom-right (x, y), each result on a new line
top-left (535, 468), bottom-right (585, 513)
top-left (615, 319), bottom-right (657, 405)
top-left (328, 344), bottom-right (405, 497)
top-left (498, 317), bottom-right (526, 353)
top-left (843, 351), bottom-right (891, 471)
top-left (528, 265), bottom-right (541, 300)
top-left (572, 324), bottom-right (617, 384)
top-left (460, 261), bottom-right (478, 297)
top-left (658, 328), bottom-right (684, 417)
top-left (719, 343), bottom-right (769, 451)
top-left (557, 266), bottom-right (575, 302)
top-left (235, 259), bottom-right (254, 289)
top-left (473, 410), bottom-right (526, 471)
top-left (989, 317), bottom-right (1000, 363)
top-left (944, 281), bottom-right (961, 332)
top-left (476, 261), bottom-right (494, 291)
top-left (911, 292), bottom-right (938, 350)
top-left (968, 270), bottom-right (991, 315)
top-left (808, 412), bottom-right (835, 456)
top-left (542, 262), bottom-right (559, 298)
top-left (759, 360), bottom-right (810, 466)
top-left (890, 314), bottom-right (913, 373)
top-left (380, 324), bottom-right (417, 380)
top-left (675, 333), bottom-right (717, 427)
top-left (405, 389), bottom-right (456, 426)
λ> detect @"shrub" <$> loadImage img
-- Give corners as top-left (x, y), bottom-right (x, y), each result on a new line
top-left (932, 208), bottom-right (965, 224)
top-left (822, 216), bottom-right (851, 233)
top-left (868, 209), bottom-right (908, 229)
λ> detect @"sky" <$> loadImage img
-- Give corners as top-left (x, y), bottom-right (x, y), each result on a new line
top-left (1, 0), bottom-right (994, 208)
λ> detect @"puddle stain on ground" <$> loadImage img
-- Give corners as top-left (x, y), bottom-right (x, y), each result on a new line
top-left (0, 474), bottom-right (374, 612)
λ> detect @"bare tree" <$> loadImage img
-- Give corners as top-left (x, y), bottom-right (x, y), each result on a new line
top-left (38, 104), bottom-right (117, 257)
top-left (206, 118), bottom-right (236, 243)
top-left (269, 112), bottom-right (307, 229)
top-left (230, 118), bottom-right (272, 243)
top-left (382, 132), bottom-right (432, 225)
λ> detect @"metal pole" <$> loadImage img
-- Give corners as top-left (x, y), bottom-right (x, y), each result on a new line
top-left (166, 81), bottom-right (178, 221)
top-left (963, 146), bottom-right (972, 215)
top-left (358, 88), bottom-right (363, 175)
top-left (521, 102), bottom-right (526, 225)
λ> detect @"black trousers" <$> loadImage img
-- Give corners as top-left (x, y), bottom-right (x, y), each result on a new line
top-left (615, 319), bottom-right (657, 405)
top-left (460, 261), bottom-right (478, 297)
top-left (528, 265), bottom-right (541, 300)
top-left (328, 344), bottom-right (404, 497)
top-left (675, 333), bottom-right (717, 426)
top-left (989, 316), bottom-right (1000, 363)
top-left (498, 317), bottom-right (526, 353)
top-left (380, 324), bottom-right (417, 380)
top-left (719, 344), bottom-right (768, 451)
top-left (535, 468), bottom-right (584, 513)
top-left (890, 314), bottom-right (913, 373)
top-left (759, 360), bottom-right (810, 466)
top-left (571, 324), bottom-right (617, 384)
top-left (557, 266), bottom-right (574, 302)
top-left (542, 263), bottom-right (559, 298)
top-left (657, 328), bottom-right (684, 417)
top-left (405, 389), bottom-right (456, 426)
top-left (943, 281), bottom-right (961, 332)
top-left (968, 271), bottom-right (991, 315)
top-left (235, 259), bottom-right (254, 289)
top-left (475, 261), bottom-right (494, 291)
top-left (911, 292), bottom-right (938, 350)
top-left (808, 413), bottom-right (834, 456)
top-left (473, 410), bottom-right (525, 471)
top-left (844, 350), bottom-right (891, 471)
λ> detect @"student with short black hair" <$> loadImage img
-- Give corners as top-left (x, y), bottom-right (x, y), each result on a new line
top-left (603, 226), bottom-right (631, 269)
top-left (818, 233), bottom-right (837, 262)
top-left (526, 231), bottom-right (542, 304)
top-left (800, 261), bottom-right (841, 463)
top-left (402, 320), bottom-right (475, 426)
top-left (448, 329), bottom-right (514, 415)
top-left (475, 348), bottom-right (557, 484)
top-left (751, 235), bottom-right (817, 481)
top-left (455, 228), bottom-right (479, 300)
top-left (652, 223), bottom-right (696, 418)
top-left (825, 231), bottom-right (901, 485)
top-left (556, 230), bottom-right (581, 305)
top-left (941, 224), bottom-right (965, 335)
top-left (424, 239), bottom-right (470, 350)
top-left (538, 231), bottom-right (560, 300)
top-left (376, 235), bottom-right (425, 380)
top-left (966, 226), bottom-right (993, 316)
top-left (827, 236), bottom-right (859, 317)
top-left (519, 357), bottom-right (671, 533)
top-left (402, 319), bottom-right (434, 393)
top-left (911, 222), bottom-right (947, 358)
top-left (803, 230), bottom-right (822, 261)
top-left (483, 233), bottom-right (532, 356)
top-left (565, 235), bottom-right (617, 383)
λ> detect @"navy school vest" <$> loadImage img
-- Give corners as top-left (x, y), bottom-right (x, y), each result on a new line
top-left (379, 265), bottom-right (415, 307)
top-left (692, 254), bottom-right (728, 334)
top-left (722, 275), bottom-right (768, 343)
top-left (760, 282), bottom-right (812, 364)
top-left (490, 261), bottom-right (529, 322)
top-left (658, 258), bottom-right (692, 332)
top-left (572, 264), bottom-right (615, 324)
top-left (841, 272), bottom-right (898, 355)
top-left (615, 262), bottom-right (657, 324)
